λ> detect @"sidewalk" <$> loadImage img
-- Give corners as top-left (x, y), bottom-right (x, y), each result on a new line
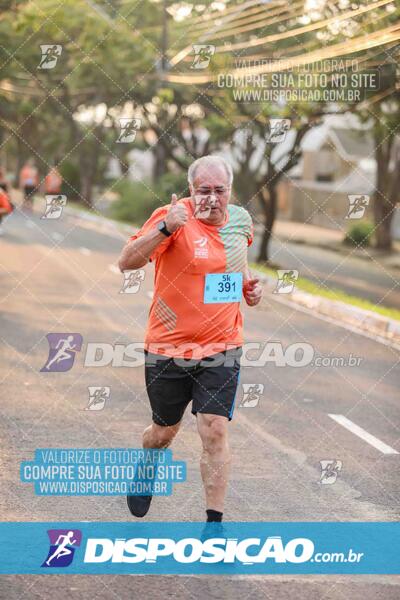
top-left (270, 220), bottom-right (400, 270)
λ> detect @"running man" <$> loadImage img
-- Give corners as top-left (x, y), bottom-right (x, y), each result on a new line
top-left (118, 155), bottom-right (262, 522)
top-left (0, 166), bottom-right (9, 192)
top-left (19, 159), bottom-right (39, 210)
top-left (0, 187), bottom-right (13, 235)
top-left (45, 531), bottom-right (77, 566)
top-left (45, 165), bottom-right (62, 195)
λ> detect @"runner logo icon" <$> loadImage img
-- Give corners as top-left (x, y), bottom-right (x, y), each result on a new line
top-left (85, 386), bottom-right (110, 411)
top-left (346, 195), bottom-right (370, 219)
top-left (42, 529), bottom-right (82, 567)
top-left (41, 333), bottom-right (83, 372)
top-left (319, 459), bottom-right (342, 485)
top-left (38, 45), bottom-right (62, 69)
top-left (42, 194), bottom-right (67, 219)
top-left (191, 45), bottom-right (215, 69)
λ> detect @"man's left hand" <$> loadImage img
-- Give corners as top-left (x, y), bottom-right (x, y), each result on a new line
top-left (243, 277), bottom-right (263, 306)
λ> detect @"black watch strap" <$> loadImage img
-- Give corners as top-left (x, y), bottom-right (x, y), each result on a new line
top-left (157, 220), bottom-right (172, 237)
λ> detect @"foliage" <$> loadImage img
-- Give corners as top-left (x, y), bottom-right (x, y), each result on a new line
top-left (343, 221), bottom-right (374, 247)
top-left (110, 171), bottom-right (188, 224)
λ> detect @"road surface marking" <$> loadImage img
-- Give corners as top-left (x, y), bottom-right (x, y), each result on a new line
top-left (328, 414), bottom-right (399, 455)
top-left (108, 264), bottom-right (120, 274)
top-left (51, 232), bottom-right (63, 242)
top-left (79, 247), bottom-right (91, 255)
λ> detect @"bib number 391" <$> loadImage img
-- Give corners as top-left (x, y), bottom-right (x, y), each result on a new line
top-left (204, 272), bottom-right (243, 304)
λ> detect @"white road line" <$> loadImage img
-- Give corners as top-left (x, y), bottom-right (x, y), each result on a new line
top-left (328, 414), bottom-right (399, 455)
top-left (79, 247), bottom-right (91, 256)
top-left (108, 264), bottom-right (120, 274)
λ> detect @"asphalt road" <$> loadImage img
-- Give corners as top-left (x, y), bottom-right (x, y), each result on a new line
top-left (0, 209), bottom-right (399, 599)
top-left (249, 235), bottom-right (400, 309)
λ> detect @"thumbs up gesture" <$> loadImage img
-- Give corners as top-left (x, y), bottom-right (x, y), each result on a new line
top-left (165, 193), bottom-right (188, 233)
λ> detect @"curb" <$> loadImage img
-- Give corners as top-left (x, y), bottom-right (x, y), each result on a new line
top-left (64, 205), bottom-right (400, 345)
top-left (253, 269), bottom-right (400, 345)
top-left (273, 234), bottom-right (400, 271)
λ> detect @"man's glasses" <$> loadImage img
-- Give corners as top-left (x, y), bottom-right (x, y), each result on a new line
top-left (194, 186), bottom-right (230, 196)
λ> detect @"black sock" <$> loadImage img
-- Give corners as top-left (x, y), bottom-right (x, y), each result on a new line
top-left (206, 509), bottom-right (223, 523)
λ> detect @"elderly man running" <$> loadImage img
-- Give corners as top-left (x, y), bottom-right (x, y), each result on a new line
top-left (118, 155), bottom-right (262, 522)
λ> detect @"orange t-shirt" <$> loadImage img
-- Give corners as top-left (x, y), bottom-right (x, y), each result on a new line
top-left (45, 170), bottom-right (62, 194)
top-left (129, 198), bottom-right (253, 359)
top-left (0, 190), bottom-right (12, 214)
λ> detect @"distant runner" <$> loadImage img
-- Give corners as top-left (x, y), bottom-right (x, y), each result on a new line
top-left (0, 166), bottom-right (9, 192)
top-left (118, 155), bottom-right (262, 523)
top-left (19, 159), bottom-right (39, 210)
top-left (0, 187), bottom-right (13, 235)
top-left (45, 166), bottom-right (62, 195)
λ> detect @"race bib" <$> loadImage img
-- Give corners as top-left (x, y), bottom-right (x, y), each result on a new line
top-left (204, 272), bottom-right (242, 304)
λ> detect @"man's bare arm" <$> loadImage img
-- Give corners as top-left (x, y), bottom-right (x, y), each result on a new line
top-left (118, 193), bottom-right (188, 272)
top-left (118, 228), bottom-right (167, 271)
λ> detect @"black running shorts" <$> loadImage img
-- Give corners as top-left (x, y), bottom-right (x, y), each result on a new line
top-left (144, 347), bottom-right (242, 426)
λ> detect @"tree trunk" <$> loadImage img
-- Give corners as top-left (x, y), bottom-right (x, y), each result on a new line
top-left (79, 127), bottom-right (103, 208)
top-left (153, 143), bottom-right (167, 180)
top-left (373, 134), bottom-right (395, 250)
top-left (256, 185), bottom-right (277, 263)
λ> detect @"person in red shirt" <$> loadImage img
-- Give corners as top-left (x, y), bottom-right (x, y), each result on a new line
top-left (19, 159), bottom-right (39, 210)
top-left (0, 188), bottom-right (13, 234)
top-left (119, 155), bottom-right (262, 523)
top-left (0, 166), bottom-right (9, 193)
top-left (45, 166), bottom-right (62, 195)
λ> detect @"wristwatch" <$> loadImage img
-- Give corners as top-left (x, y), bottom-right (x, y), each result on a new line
top-left (157, 220), bottom-right (172, 237)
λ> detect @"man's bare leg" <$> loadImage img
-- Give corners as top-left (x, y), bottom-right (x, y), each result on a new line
top-left (143, 421), bottom-right (181, 449)
top-left (127, 421), bottom-right (181, 517)
top-left (197, 413), bottom-right (231, 519)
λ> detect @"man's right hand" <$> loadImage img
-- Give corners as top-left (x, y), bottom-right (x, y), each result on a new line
top-left (165, 193), bottom-right (188, 233)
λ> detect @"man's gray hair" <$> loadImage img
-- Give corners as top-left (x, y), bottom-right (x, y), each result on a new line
top-left (188, 155), bottom-right (233, 186)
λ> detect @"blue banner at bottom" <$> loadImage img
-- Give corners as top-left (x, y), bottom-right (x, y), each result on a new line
top-left (0, 522), bottom-right (398, 574)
